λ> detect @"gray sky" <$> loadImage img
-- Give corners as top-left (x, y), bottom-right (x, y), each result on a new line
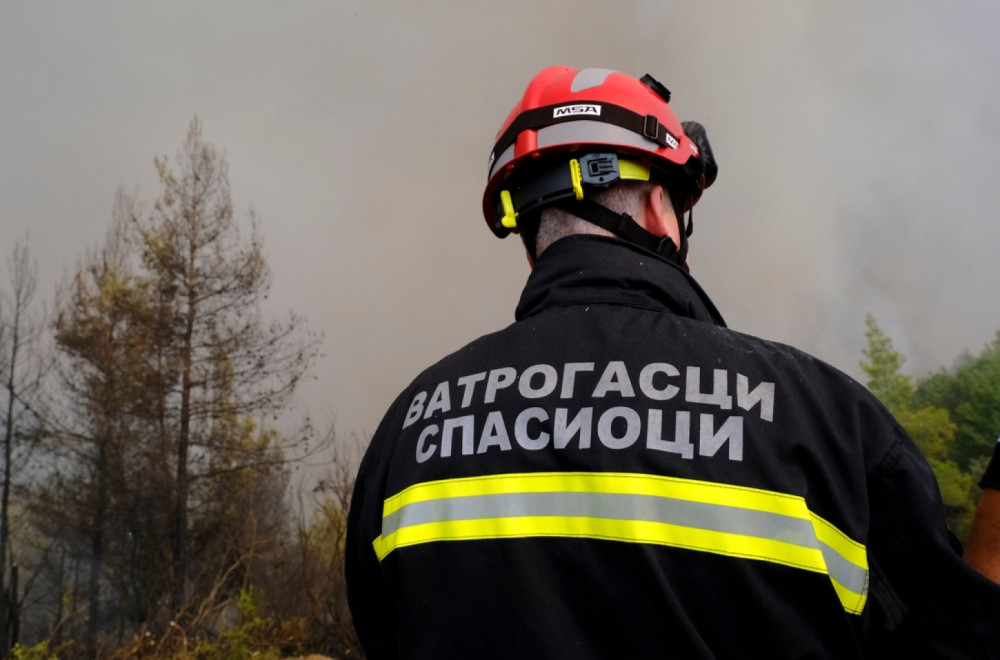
top-left (3, 1), bottom-right (1000, 442)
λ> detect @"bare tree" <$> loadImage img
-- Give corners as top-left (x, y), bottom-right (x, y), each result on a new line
top-left (267, 427), bottom-right (363, 658)
top-left (0, 239), bottom-right (49, 655)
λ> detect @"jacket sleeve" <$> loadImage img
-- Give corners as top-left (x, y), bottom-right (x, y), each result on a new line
top-left (345, 404), bottom-right (402, 660)
top-left (866, 421), bottom-right (1000, 658)
top-left (978, 437), bottom-right (1000, 490)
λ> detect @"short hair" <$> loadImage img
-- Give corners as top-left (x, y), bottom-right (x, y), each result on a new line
top-left (526, 179), bottom-right (660, 257)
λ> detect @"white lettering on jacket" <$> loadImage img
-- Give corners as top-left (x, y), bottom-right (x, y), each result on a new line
top-left (403, 360), bottom-right (774, 464)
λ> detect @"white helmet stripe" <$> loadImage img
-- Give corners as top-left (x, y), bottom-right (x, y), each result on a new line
top-left (570, 68), bottom-right (617, 93)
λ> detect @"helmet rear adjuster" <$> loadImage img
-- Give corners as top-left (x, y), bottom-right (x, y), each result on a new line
top-left (493, 153), bottom-right (650, 236)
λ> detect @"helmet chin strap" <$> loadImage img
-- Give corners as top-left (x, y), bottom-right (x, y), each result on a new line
top-left (556, 197), bottom-right (690, 271)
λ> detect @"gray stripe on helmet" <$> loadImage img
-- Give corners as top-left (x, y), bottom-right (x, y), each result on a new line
top-left (489, 143), bottom-right (516, 179)
top-left (487, 122), bottom-right (661, 181)
top-left (571, 68), bottom-right (617, 92)
top-left (537, 121), bottom-right (661, 154)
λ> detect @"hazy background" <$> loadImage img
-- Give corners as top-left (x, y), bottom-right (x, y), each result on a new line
top-left (3, 1), bottom-right (1000, 441)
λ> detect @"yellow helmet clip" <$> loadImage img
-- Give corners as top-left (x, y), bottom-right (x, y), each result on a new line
top-left (499, 190), bottom-right (518, 229)
top-left (569, 159), bottom-right (585, 200)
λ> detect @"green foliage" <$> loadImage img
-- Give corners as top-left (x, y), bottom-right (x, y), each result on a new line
top-left (861, 315), bottom-right (986, 540)
top-left (915, 329), bottom-right (1000, 470)
top-left (860, 314), bottom-right (913, 412)
top-left (892, 405), bottom-right (955, 460)
top-left (188, 588), bottom-right (280, 660)
top-left (11, 642), bottom-right (58, 660)
top-left (927, 458), bottom-right (975, 509)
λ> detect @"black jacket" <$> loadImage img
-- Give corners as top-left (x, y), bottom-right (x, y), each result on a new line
top-left (347, 235), bottom-right (1000, 659)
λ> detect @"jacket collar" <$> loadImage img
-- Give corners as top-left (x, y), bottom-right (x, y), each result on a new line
top-left (514, 234), bottom-right (726, 327)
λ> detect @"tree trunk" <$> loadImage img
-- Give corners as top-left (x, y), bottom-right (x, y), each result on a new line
top-left (171, 282), bottom-right (196, 617)
top-left (8, 565), bottom-right (16, 651)
top-left (0, 302), bottom-right (20, 657)
top-left (87, 440), bottom-right (109, 659)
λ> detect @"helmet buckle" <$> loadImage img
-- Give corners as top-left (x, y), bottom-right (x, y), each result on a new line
top-left (578, 153), bottom-right (620, 188)
top-left (643, 115), bottom-right (660, 141)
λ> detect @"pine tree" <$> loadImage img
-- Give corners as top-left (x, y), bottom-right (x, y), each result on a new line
top-left (39, 118), bottom-right (321, 646)
top-left (131, 116), bottom-right (320, 618)
top-left (860, 314), bottom-right (974, 537)
top-left (860, 314), bottom-right (912, 412)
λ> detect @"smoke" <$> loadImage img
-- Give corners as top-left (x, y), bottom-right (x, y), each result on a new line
top-left (629, 2), bottom-right (1000, 378)
top-left (2, 1), bottom-right (999, 437)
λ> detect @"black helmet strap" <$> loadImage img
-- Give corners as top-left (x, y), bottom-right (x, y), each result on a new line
top-left (556, 196), bottom-right (690, 271)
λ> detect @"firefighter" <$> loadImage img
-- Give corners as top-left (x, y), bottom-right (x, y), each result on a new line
top-left (968, 439), bottom-right (1000, 583)
top-left (346, 66), bottom-right (1000, 658)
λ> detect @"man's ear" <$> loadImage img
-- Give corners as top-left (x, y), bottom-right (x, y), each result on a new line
top-left (642, 184), bottom-right (681, 248)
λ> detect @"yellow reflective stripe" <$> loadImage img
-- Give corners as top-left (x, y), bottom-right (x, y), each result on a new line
top-left (812, 512), bottom-right (868, 568)
top-left (374, 471), bottom-right (868, 614)
top-left (830, 576), bottom-right (867, 616)
top-left (375, 516), bottom-right (824, 570)
top-left (384, 472), bottom-right (814, 519)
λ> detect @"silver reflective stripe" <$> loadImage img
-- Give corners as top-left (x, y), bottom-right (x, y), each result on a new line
top-left (489, 143), bottom-right (515, 179)
top-left (538, 121), bottom-right (664, 153)
top-left (820, 542), bottom-right (868, 598)
top-left (383, 492), bottom-right (817, 545)
top-left (488, 122), bottom-right (660, 180)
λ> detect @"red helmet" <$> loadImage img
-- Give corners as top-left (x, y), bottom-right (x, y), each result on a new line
top-left (482, 66), bottom-right (715, 238)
